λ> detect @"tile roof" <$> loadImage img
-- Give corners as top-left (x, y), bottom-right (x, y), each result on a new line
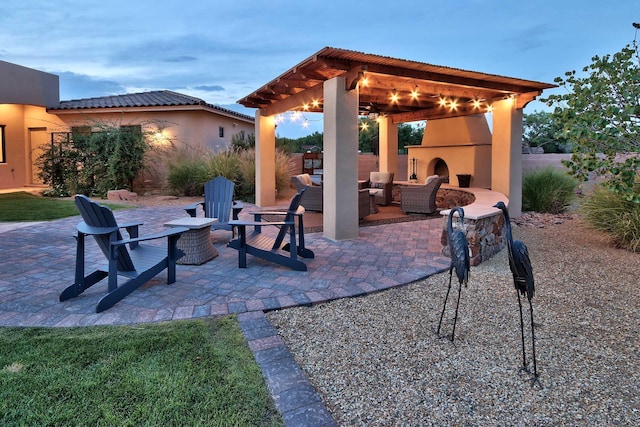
top-left (50, 90), bottom-right (253, 121)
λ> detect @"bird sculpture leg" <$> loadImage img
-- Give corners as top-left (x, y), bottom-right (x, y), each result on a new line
top-left (528, 298), bottom-right (538, 378)
top-left (437, 268), bottom-right (454, 337)
top-left (450, 279), bottom-right (463, 342)
top-left (516, 290), bottom-right (528, 372)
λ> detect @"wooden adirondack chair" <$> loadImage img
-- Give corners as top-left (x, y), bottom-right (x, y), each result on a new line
top-left (227, 187), bottom-right (314, 271)
top-left (60, 195), bottom-right (188, 313)
top-left (184, 176), bottom-right (243, 236)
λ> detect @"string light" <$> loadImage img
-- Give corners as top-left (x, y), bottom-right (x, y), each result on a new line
top-left (390, 90), bottom-right (399, 103)
top-left (410, 85), bottom-right (419, 100)
top-left (438, 96), bottom-right (447, 107)
top-left (472, 98), bottom-right (482, 109)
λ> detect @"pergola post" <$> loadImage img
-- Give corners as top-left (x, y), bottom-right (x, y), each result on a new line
top-left (255, 110), bottom-right (276, 207)
top-left (378, 116), bottom-right (398, 176)
top-left (323, 76), bottom-right (359, 240)
top-left (491, 97), bottom-right (523, 216)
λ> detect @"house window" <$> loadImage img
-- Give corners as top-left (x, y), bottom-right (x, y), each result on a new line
top-left (219, 126), bottom-right (224, 138)
top-left (0, 125), bottom-right (5, 163)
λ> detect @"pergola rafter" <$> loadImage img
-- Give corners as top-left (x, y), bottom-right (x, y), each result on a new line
top-left (238, 47), bottom-right (555, 122)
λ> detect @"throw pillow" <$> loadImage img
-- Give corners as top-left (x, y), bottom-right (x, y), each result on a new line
top-left (373, 182), bottom-right (385, 189)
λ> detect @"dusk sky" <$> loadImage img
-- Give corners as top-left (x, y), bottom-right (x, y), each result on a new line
top-left (1, 1), bottom-right (638, 137)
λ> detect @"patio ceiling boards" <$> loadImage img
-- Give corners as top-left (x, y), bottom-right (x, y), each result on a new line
top-left (238, 46), bottom-right (556, 123)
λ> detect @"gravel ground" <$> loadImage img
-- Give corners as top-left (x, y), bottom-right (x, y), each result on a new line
top-left (267, 216), bottom-right (640, 426)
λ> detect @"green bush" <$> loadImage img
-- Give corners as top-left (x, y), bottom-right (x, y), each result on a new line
top-left (235, 149), bottom-right (256, 201)
top-left (522, 167), bottom-right (577, 213)
top-left (580, 183), bottom-right (640, 252)
top-left (209, 150), bottom-right (240, 181)
top-left (167, 158), bottom-right (211, 196)
top-left (166, 148), bottom-right (292, 202)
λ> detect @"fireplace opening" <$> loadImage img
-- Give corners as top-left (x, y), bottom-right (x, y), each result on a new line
top-left (433, 158), bottom-right (449, 183)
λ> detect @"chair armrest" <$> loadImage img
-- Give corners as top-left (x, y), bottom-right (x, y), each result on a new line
top-left (112, 227), bottom-right (189, 247)
top-left (76, 222), bottom-right (120, 236)
top-left (228, 220), bottom-right (292, 227)
top-left (117, 221), bottom-right (143, 229)
top-left (232, 201), bottom-right (243, 220)
top-left (247, 206), bottom-right (305, 217)
top-left (184, 201), bottom-right (205, 217)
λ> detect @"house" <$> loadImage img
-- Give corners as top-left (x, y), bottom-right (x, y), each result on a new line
top-left (0, 60), bottom-right (254, 190)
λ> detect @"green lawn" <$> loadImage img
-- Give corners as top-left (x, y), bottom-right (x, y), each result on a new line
top-left (0, 192), bottom-right (128, 222)
top-left (0, 318), bottom-right (283, 426)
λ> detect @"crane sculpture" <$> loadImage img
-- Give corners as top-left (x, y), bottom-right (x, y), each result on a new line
top-left (437, 206), bottom-right (470, 341)
top-left (493, 201), bottom-right (538, 378)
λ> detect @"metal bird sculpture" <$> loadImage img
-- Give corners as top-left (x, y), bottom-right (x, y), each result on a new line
top-left (437, 206), bottom-right (470, 341)
top-left (493, 201), bottom-right (538, 379)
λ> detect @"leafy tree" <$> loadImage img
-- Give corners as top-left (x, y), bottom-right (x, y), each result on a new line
top-left (398, 122), bottom-right (425, 153)
top-left (358, 118), bottom-right (379, 154)
top-left (522, 111), bottom-right (572, 153)
top-left (543, 24), bottom-right (640, 202)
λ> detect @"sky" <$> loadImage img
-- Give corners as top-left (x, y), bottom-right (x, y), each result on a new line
top-left (1, 0), bottom-right (638, 137)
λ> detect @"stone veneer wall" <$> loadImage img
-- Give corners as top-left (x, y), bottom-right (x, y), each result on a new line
top-left (440, 212), bottom-right (505, 266)
top-left (436, 188), bottom-right (505, 266)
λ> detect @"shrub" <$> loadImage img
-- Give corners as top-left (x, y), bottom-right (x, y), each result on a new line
top-left (522, 167), bottom-right (577, 213)
top-left (209, 150), bottom-right (240, 181)
top-left (167, 157), bottom-right (211, 196)
top-left (580, 183), bottom-right (640, 252)
top-left (235, 149), bottom-right (256, 201)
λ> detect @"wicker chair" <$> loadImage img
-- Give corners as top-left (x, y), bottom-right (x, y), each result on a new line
top-left (291, 174), bottom-right (323, 211)
top-left (400, 175), bottom-right (444, 214)
top-left (361, 172), bottom-right (394, 205)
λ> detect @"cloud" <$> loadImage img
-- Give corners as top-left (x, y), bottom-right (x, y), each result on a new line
top-left (194, 85), bottom-right (225, 92)
top-left (56, 71), bottom-right (127, 100)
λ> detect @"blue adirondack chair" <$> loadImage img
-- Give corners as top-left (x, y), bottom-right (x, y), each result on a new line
top-left (227, 187), bottom-right (314, 271)
top-left (60, 195), bottom-right (188, 313)
top-left (184, 176), bottom-right (243, 236)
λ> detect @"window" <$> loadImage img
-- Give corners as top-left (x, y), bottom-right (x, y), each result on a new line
top-left (219, 126), bottom-right (224, 138)
top-left (0, 125), bottom-right (5, 163)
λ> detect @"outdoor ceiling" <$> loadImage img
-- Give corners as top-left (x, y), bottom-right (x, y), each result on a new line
top-left (238, 47), bottom-right (556, 123)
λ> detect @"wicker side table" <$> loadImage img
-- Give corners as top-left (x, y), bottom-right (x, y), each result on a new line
top-left (164, 217), bottom-right (218, 265)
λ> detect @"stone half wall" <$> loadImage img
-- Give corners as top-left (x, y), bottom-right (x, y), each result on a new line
top-left (441, 212), bottom-right (506, 266)
top-left (437, 188), bottom-right (506, 266)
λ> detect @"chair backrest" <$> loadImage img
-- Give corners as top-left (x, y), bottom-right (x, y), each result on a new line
top-left (75, 195), bottom-right (135, 271)
top-left (272, 187), bottom-right (307, 249)
top-left (370, 171), bottom-right (394, 184)
top-left (203, 176), bottom-right (235, 222)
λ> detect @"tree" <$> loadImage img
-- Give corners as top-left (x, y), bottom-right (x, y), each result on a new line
top-left (544, 23), bottom-right (640, 202)
top-left (522, 111), bottom-right (571, 153)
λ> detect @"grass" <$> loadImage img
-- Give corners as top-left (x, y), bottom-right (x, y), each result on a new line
top-left (0, 318), bottom-right (283, 426)
top-left (0, 192), bottom-right (128, 222)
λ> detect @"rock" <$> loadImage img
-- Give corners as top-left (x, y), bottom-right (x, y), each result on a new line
top-left (107, 189), bottom-right (138, 201)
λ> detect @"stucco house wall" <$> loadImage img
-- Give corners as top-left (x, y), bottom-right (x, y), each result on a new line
top-left (0, 60), bottom-right (254, 190)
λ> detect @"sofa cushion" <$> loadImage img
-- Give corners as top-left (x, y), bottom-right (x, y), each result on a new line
top-left (425, 175), bottom-right (440, 185)
top-left (297, 174), bottom-right (313, 186)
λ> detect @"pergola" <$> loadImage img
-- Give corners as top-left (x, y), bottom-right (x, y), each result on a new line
top-left (238, 47), bottom-right (555, 240)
